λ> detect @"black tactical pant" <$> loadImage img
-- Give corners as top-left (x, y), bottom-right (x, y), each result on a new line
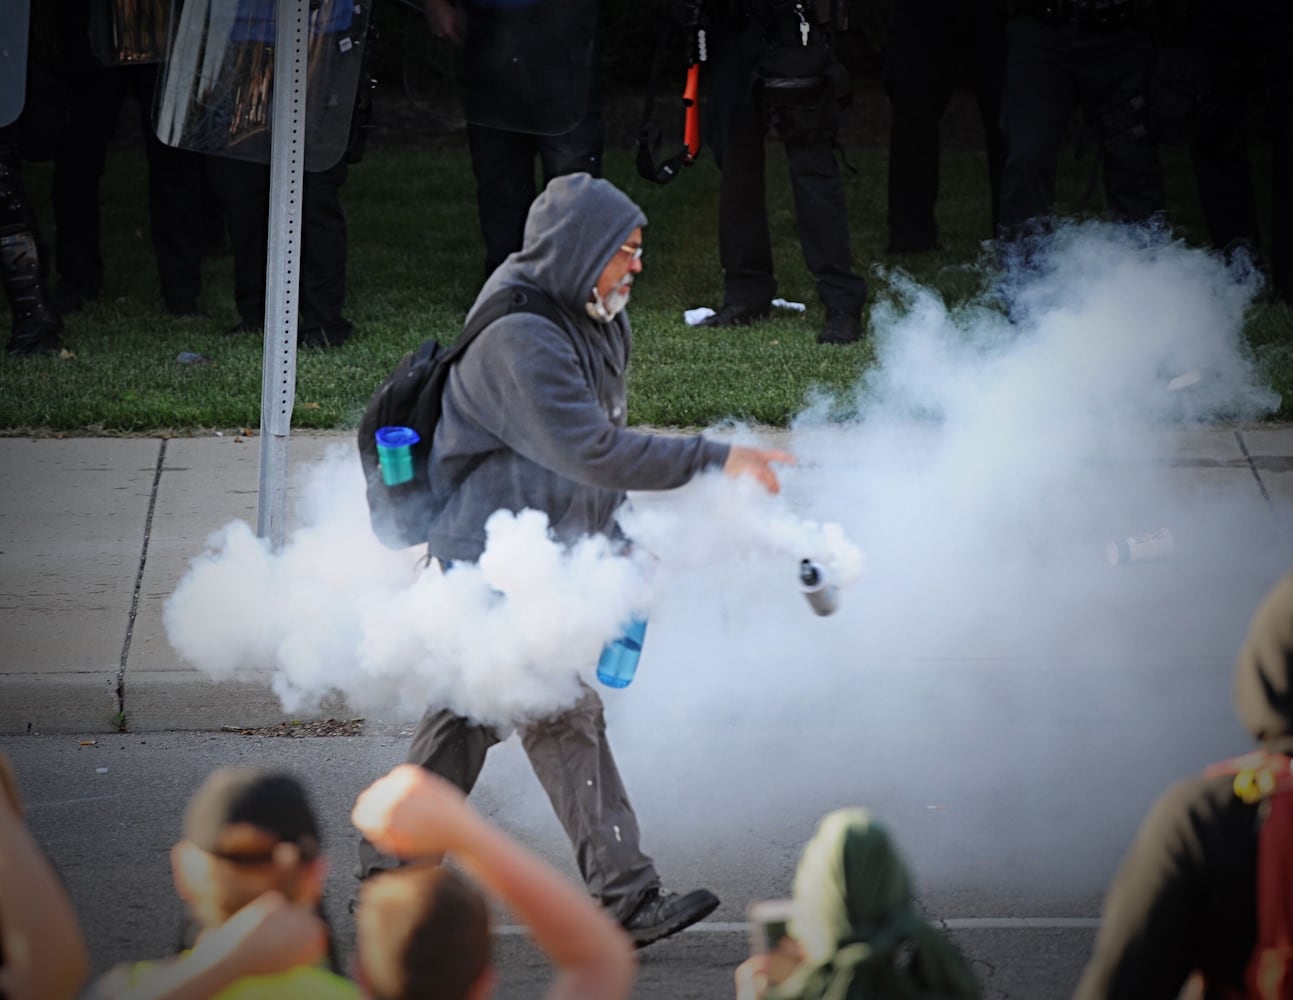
top-left (1, 124), bottom-right (61, 346)
top-left (998, 15), bottom-right (1163, 237)
top-left (704, 18), bottom-right (867, 316)
top-left (467, 98), bottom-right (603, 278)
top-left (357, 683), bottom-right (660, 921)
top-left (884, 0), bottom-right (1007, 251)
top-left (206, 154), bottom-right (352, 343)
top-left (1188, 0), bottom-right (1293, 304)
top-left (50, 63), bottom-right (210, 312)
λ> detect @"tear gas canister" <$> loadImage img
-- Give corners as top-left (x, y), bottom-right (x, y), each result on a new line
top-left (1107, 528), bottom-right (1175, 566)
top-left (596, 618), bottom-right (648, 689)
top-left (375, 425), bottom-right (419, 486)
top-left (799, 559), bottom-right (839, 616)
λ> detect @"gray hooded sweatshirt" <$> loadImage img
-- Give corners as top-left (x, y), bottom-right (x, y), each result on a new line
top-left (426, 173), bottom-right (731, 561)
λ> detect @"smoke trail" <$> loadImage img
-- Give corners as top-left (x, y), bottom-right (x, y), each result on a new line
top-left (163, 441), bottom-right (860, 730)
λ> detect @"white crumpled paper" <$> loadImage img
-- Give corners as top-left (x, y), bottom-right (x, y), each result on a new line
top-left (683, 298), bottom-right (807, 326)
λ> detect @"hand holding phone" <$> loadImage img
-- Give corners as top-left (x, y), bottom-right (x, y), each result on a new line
top-left (744, 899), bottom-right (803, 991)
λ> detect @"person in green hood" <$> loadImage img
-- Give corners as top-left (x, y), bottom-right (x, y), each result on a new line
top-left (736, 808), bottom-right (981, 1000)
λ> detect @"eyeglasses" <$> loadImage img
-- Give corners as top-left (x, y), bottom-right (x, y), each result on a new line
top-left (619, 243), bottom-right (643, 261)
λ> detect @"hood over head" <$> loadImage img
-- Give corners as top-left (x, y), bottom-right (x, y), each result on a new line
top-left (781, 809), bottom-right (982, 999)
top-left (496, 172), bottom-right (646, 315)
top-left (788, 807), bottom-right (913, 965)
top-left (1235, 569), bottom-right (1293, 753)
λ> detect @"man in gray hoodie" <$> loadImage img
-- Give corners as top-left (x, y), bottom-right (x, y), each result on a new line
top-left (358, 173), bottom-right (793, 948)
top-left (1074, 568), bottom-right (1293, 998)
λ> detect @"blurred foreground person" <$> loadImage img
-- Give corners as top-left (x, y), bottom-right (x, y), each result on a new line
top-left (89, 767), bottom-right (358, 1000)
top-left (352, 764), bottom-right (636, 1000)
top-left (734, 808), bottom-right (980, 1000)
top-left (0, 752), bottom-right (88, 1000)
top-left (1075, 568), bottom-right (1293, 998)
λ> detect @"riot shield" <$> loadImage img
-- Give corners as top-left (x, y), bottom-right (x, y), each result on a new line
top-left (0, 0), bottom-right (29, 128)
top-left (89, 0), bottom-right (171, 66)
top-left (154, 0), bottom-right (372, 171)
top-left (402, 0), bottom-right (596, 137)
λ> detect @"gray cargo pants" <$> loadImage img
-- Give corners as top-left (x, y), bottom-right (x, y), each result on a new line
top-left (356, 682), bottom-right (660, 921)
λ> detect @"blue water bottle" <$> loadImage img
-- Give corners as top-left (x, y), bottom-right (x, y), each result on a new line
top-left (596, 617), bottom-right (648, 689)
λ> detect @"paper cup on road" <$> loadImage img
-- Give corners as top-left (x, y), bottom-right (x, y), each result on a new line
top-left (1108, 528), bottom-right (1175, 566)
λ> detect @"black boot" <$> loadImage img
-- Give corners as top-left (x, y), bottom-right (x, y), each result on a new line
top-left (2, 229), bottom-right (63, 357)
top-left (620, 887), bottom-right (720, 948)
top-left (818, 309), bottom-right (862, 345)
top-left (698, 302), bottom-right (772, 328)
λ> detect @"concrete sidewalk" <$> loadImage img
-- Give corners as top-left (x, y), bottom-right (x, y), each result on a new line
top-left (2, 425), bottom-right (1292, 734)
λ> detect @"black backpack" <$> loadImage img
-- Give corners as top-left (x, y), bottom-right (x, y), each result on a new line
top-left (357, 286), bottom-right (563, 549)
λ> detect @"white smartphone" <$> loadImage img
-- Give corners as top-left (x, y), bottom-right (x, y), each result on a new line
top-left (746, 898), bottom-right (795, 956)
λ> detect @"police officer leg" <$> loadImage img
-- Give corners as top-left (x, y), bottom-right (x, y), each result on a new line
top-left (1270, 38), bottom-right (1293, 303)
top-left (299, 157), bottom-right (352, 348)
top-left (205, 156), bottom-right (269, 332)
top-left (468, 123), bottom-right (539, 278)
top-left (969, 0), bottom-right (1008, 235)
top-left (715, 100), bottom-right (778, 314)
top-left (997, 16), bottom-right (1080, 239)
top-left (133, 64), bottom-right (206, 316)
top-left (1085, 29), bottom-right (1163, 223)
top-left (885, 0), bottom-right (955, 252)
top-left (1, 127), bottom-right (63, 357)
top-left (703, 19), bottom-right (776, 319)
top-left (1187, 1), bottom-right (1261, 269)
top-left (537, 63), bottom-right (604, 183)
top-left (784, 138), bottom-right (867, 335)
top-left (50, 65), bottom-right (127, 310)
top-left (519, 685), bottom-right (659, 921)
top-left (355, 705), bottom-right (501, 880)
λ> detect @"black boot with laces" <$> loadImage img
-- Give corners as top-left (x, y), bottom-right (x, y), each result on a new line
top-left (620, 887), bottom-right (720, 948)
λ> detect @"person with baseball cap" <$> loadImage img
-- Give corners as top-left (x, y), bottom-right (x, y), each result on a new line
top-left (88, 766), bottom-right (357, 1000)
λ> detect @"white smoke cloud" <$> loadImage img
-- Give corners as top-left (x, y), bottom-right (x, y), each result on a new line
top-left (166, 221), bottom-right (1286, 887)
top-left (588, 222), bottom-right (1286, 882)
top-left (164, 440), bottom-right (861, 730)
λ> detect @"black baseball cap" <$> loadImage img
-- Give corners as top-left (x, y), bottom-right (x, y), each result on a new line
top-left (182, 767), bottom-right (321, 864)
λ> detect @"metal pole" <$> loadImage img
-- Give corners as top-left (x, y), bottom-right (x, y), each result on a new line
top-left (256, 0), bottom-right (309, 550)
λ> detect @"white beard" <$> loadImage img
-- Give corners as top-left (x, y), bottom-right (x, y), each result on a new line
top-left (586, 283), bottom-right (631, 322)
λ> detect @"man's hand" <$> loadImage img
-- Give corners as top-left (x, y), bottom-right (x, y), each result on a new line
top-left (194, 892), bottom-right (327, 981)
top-left (424, 0), bottom-right (463, 43)
top-left (723, 446), bottom-right (796, 495)
top-left (352, 764), bottom-right (476, 859)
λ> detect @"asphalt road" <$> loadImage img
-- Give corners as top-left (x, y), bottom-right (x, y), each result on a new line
top-left (2, 638), bottom-right (1251, 999)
